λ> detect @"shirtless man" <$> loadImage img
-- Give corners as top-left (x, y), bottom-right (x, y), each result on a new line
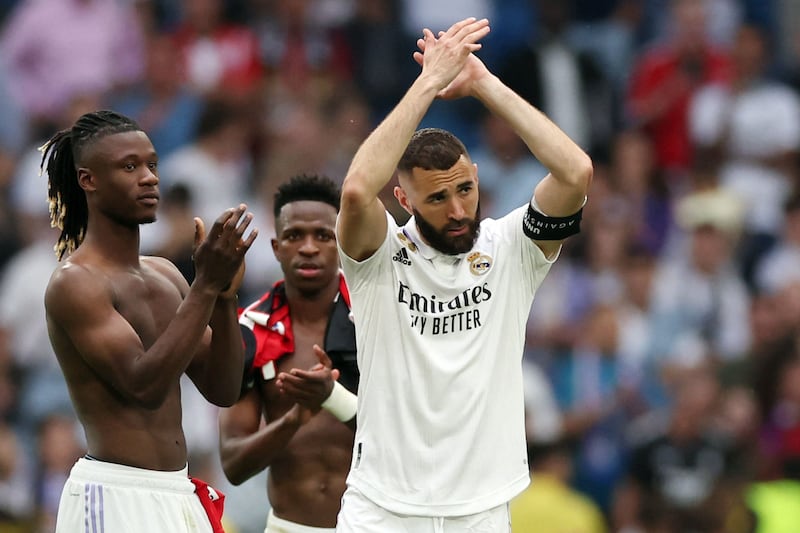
top-left (41, 110), bottom-right (257, 532)
top-left (219, 174), bottom-right (358, 532)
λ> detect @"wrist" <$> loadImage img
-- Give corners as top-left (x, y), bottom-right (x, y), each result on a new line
top-left (190, 280), bottom-right (221, 301)
top-left (470, 72), bottom-right (501, 101)
top-left (216, 292), bottom-right (238, 305)
top-left (321, 381), bottom-right (358, 422)
top-left (412, 73), bottom-right (444, 99)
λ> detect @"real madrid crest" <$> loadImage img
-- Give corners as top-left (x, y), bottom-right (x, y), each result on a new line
top-left (467, 252), bottom-right (492, 275)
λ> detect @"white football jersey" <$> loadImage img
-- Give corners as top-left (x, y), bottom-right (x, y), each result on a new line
top-left (338, 205), bottom-right (557, 516)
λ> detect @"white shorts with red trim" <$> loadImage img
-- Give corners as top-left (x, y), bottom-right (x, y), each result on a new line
top-left (55, 457), bottom-right (214, 533)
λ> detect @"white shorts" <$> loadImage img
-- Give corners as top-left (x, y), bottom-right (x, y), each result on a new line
top-left (266, 508), bottom-right (336, 532)
top-left (56, 457), bottom-right (214, 533)
top-left (336, 487), bottom-right (511, 533)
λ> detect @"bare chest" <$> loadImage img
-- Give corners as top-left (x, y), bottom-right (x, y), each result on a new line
top-left (259, 320), bottom-right (329, 409)
top-left (111, 269), bottom-right (183, 348)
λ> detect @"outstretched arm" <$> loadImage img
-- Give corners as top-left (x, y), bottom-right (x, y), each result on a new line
top-left (474, 75), bottom-right (593, 257)
top-left (338, 17), bottom-right (491, 261)
top-left (415, 37), bottom-right (592, 258)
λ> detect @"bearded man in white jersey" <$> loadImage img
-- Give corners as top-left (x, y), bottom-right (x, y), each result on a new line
top-left (334, 16), bottom-right (593, 533)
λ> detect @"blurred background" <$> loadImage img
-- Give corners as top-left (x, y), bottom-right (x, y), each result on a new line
top-left (1, 0), bottom-right (800, 532)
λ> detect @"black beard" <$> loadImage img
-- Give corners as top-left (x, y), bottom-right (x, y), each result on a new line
top-left (412, 203), bottom-right (481, 255)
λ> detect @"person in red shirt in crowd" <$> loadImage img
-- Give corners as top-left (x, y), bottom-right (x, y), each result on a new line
top-left (172, 0), bottom-right (263, 103)
top-left (626, 0), bottom-right (731, 179)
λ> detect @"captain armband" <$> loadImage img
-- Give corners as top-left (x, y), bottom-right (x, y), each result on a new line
top-left (522, 199), bottom-right (584, 241)
top-left (321, 381), bottom-right (358, 422)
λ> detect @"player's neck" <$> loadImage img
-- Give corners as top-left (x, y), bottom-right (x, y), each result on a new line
top-left (284, 281), bottom-right (340, 324)
top-left (81, 220), bottom-right (141, 267)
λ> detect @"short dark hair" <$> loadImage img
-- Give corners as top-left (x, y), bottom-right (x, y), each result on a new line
top-left (40, 110), bottom-right (142, 260)
top-left (273, 174), bottom-right (341, 220)
top-left (398, 128), bottom-right (469, 175)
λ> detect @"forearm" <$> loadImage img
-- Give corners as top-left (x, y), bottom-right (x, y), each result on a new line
top-left (221, 411), bottom-right (303, 485)
top-left (132, 284), bottom-right (220, 406)
top-left (201, 296), bottom-right (245, 406)
top-left (472, 74), bottom-right (592, 193)
top-left (343, 74), bottom-right (440, 203)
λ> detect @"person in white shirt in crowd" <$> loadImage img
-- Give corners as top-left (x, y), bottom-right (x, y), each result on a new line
top-left (690, 23), bottom-right (800, 287)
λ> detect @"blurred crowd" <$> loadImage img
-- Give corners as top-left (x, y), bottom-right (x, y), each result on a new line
top-left (1, 0), bottom-right (800, 532)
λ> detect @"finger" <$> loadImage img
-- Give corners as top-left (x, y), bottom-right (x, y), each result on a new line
top-left (288, 368), bottom-right (327, 382)
top-left (234, 212), bottom-right (254, 238)
top-left (331, 369), bottom-right (340, 381)
top-left (240, 227), bottom-right (259, 252)
top-left (228, 212), bottom-right (254, 252)
top-left (313, 344), bottom-right (333, 368)
top-left (209, 208), bottom-right (236, 242)
top-left (444, 17), bottom-right (478, 38)
top-left (281, 379), bottom-right (324, 401)
top-left (194, 217), bottom-right (205, 249)
top-left (217, 207), bottom-right (246, 249)
top-left (223, 204), bottom-right (247, 234)
top-left (213, 207), bottom-right (236, 228)
top-left (413, 51), bottom-right (423, 67)
top-left (459, 19), bottom-right (491, 45)
top-left (454, 18), bottom-right (489, 42)
top-left (281, 383), bottom-right (316, 403)
top-left (421, 28), bottom-right (436, 45)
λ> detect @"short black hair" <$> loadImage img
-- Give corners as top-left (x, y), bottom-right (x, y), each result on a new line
top-left (398, 128), bottom-right (469, 175)
top-left (40, 110), bottom-right (142, 260)
top-left (273, 174), bottom-right (341, 220)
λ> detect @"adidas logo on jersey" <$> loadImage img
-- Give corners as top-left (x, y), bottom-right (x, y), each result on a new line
top-left (392, 247), bottom-right (412, 266)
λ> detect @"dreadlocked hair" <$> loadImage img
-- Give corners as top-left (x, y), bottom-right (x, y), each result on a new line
top-left (39, 110), bottom-right (142, 260)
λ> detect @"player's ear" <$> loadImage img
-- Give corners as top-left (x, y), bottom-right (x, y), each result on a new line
top-left (394, 186), bottom-right (413, 216)
top-left (77, 168), bottom-right (96, 192)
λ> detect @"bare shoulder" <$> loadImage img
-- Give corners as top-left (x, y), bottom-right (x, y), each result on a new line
top-left (46, 260), bottom-right (110, 305)
top-left (141, 255), bottom-right (190, 293)
top-left (45, 260), bottom-right (113, 322)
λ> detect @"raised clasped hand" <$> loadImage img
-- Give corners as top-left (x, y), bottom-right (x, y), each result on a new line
top-left (192, 204), bottom-right (258, 296)
top-left (413, 17), bottom-right (491, 99)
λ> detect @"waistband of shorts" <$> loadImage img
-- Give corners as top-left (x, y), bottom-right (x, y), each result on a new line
top-left (267, 508), bottom-right (336, 533)
top-left (69, 457), bottom-right (193, 493)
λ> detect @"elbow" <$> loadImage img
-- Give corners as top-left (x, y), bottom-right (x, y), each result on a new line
top-left (214, 393), bottom-right (240, 409)
top-left (341, 171), bottom-right (373, 211)
top-left (220, 453), bottom-right (248, 486)
top-left (131, 388), bottom-right (169, 411)
top-left (204, 385), bottom-right (242, 408)
top-left (572, 153), bottom-right (594, 196)
top-left (123, 376), bottom-right (171, 409)
top-left (222, 466), bottom-right (247, 486)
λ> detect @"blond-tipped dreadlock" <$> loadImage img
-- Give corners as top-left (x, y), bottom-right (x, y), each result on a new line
top-left (39, 110), bottom-right (141, 260)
